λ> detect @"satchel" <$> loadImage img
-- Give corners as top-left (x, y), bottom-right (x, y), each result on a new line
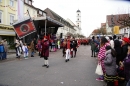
top-left (95, 63), bottom-right (103, 75)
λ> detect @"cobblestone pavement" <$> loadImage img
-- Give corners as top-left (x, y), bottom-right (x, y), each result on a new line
top-left (0, 45), bottom-right (105, 86)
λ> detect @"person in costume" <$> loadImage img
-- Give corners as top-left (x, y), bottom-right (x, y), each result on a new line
top-left (41, 36), bottom-right (49, 68)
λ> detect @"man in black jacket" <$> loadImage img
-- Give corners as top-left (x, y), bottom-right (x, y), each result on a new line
top-left (71, 37), bottom-right (78, 58)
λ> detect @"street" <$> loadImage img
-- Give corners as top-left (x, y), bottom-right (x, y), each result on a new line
top-left (0, 45), bottom-right (105, 86)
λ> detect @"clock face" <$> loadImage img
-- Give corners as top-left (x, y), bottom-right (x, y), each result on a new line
top-left (20, 24), bottom-right (29, 33)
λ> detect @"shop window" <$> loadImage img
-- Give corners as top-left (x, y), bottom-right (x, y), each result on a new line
top-left (10, 0), bottom-right (14, 7)
top-left (0, 11), bottom-right (2, 23)
top-left (10, 14), bottom-right (14, 25)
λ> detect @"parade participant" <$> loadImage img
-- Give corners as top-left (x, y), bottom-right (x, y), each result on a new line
top-left (15, 39), bottom-right (21, 60)
top-left (71, 37), bottom-right (78, 57)
top-left (57, 39), bottom-right (60, 49)
top-left (41, 36), bottom-right (49, 68)
top-left (96, 37), bottom-right (109, 81)
top-left (22, 43), bottom-right (29, 59)
top-left (65, 36), bottom-right (71, 62)
top-left (104, 46), bottom-right (117, 86)
top-left (37, 39), bottom-right (42, 56)
top-left (30, 40), bottom-right (35, 57)
top-left (62, 38), bottom-right (67, 57)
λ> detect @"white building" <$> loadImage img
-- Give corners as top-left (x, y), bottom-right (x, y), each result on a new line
top-left (66, 18), bottom-right (79, 34)
top-left (76, 9), bottom-right (82, 35)
top-left (119, 26), bottom-right (130, 37)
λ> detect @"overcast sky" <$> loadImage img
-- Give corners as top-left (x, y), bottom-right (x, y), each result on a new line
top-left (33, 0), bottom-right (130, 37)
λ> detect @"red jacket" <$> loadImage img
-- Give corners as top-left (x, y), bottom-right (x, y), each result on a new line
top-left (41, 40), bottom-right (49, 57)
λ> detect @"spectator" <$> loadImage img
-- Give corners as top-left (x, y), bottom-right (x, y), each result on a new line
top-left (96, 37), bottom-right (110, 81)
top-left (104, 46), bottom-right (117, 86)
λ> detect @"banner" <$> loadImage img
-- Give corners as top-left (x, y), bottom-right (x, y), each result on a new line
top-left (13, 18), bottom-right (36, 39)
top-left (114, 26), bottom-right (119, 34)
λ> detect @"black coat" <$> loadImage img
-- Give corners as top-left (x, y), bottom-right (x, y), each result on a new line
top-left (121, 44), bottom-right (128, 61)
top-left (114, 39), bottom-right (122, 65)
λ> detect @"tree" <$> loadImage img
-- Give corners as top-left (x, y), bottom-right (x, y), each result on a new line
top-left (117, 14), bottom-right (130, 27)
top-left (100, 27), bottom-right (107, 35)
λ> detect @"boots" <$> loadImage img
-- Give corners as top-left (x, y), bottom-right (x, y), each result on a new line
top-left (42, 60), bottom-right (47, 67)
top-left (46, 60), bottom-right (49, 68)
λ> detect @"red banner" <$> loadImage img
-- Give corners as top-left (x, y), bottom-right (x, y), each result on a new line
top-left (13, 18), bottom-right (36, 39)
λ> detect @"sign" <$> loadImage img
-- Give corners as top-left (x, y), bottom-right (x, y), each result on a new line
top-left (13, 18), bottom-right (36, 39)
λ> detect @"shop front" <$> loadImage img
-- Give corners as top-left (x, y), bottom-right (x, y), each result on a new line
top-left (0, 24), bottom-right (15, 46)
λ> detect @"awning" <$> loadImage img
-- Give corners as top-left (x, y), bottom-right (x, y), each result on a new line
top-left (33, 16), bottom-right (64, 27)
top-left (0, 24), bottom-right (14, 30)
top-left (0, 29), bottom-right (15, 36)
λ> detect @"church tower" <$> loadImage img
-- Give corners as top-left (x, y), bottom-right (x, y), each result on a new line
top-left (76, 10), bottom-right (81, 34)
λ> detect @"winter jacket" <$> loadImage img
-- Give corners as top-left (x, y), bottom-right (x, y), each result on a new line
top-left (104, 50), bottom-right (117, 75)
top-left (121, 44), bottom-right (128, 61)
top-left (90, 40), bottom-right (96, 50)
top-left (41, 40), bottom-right (49, 57)
top-left (124, 54), bottom-right (130, 81)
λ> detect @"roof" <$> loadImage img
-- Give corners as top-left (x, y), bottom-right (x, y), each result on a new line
top-left (101, 23), bottom-right (106, 28)
top-left (106, 14), bottom-right (129, 27)
top-left (77, 9), bottom-right (81, 12)
top-left (44, 8), bottom-right (74, 29)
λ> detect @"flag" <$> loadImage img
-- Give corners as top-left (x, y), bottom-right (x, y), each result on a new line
top-left (13, 17), bottom-right (36, 39)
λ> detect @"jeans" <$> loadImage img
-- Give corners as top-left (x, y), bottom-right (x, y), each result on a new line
top-left (31, 52), bottom-right (34, 56)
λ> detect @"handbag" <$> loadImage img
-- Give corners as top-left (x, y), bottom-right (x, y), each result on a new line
top-left (95, 63), bottom-right (103, 75)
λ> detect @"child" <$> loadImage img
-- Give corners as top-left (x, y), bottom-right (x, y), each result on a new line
top-left (104, 46), bottom-right (117, 86)
top-left (22, 43), bottom-right (29, 59)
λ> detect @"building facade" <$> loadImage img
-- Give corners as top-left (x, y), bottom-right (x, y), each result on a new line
top-left (76, 9), bottom-right (81, 35)
top-left (0, 0), bottom-right (17, 45)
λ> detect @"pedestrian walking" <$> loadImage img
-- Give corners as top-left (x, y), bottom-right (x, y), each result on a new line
top-left (41, 36), bottom-right (49, 68)
top-left (22, 43), bottom-right (29, 59)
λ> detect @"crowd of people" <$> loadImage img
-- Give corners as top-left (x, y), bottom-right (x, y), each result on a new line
top-left (0, 39), bottom-right (8, 60)
top-left (0, 35), bottom-right (83, 68)
top-left (90, 35), bottom-right (130, 86)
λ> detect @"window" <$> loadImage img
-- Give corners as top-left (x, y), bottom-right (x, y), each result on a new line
top-left (78, 14), bottom-right (79, 16)
top-left (10, 14), bottom-right (14, 25)
top-left (33, 10), bottom-right (35, 14)
top-left (78, 18), bottom-right (79, 20)
top-left (10, 0), bottom-right (14, 7)
top-left (29, 1), bottom-right (31, 5)
top-left (25, 0), bottom-right (29, 3)
top-left (0, 11), bottom-right (2, 23)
